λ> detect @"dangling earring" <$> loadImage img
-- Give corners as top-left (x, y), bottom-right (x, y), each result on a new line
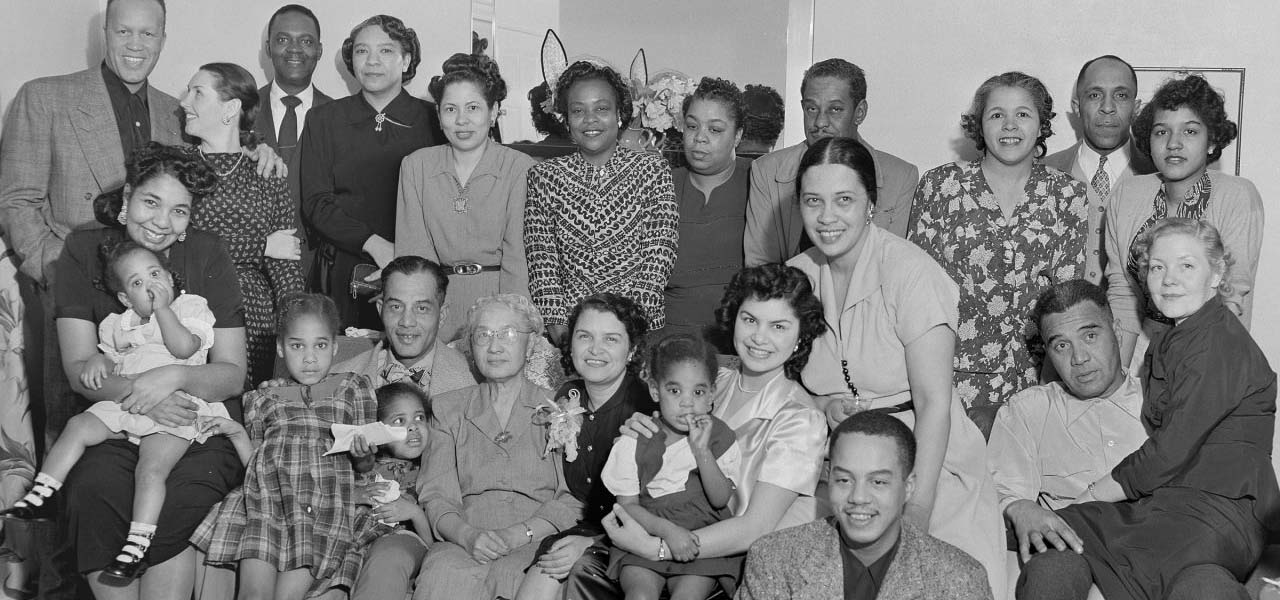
top-left (117, 206), bottom-right (128, 225)
top-left (866, 209), bottom-right (874, 225)
top-left (177, 232), bottom-right (187, 243)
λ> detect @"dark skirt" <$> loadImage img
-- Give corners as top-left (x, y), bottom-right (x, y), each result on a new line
top-left (607, 488), bottom-right (743, 581)
top-left (63, 437), bottom-right (243, 572)
top-left (1057, 487), bottom-right (1266, 600)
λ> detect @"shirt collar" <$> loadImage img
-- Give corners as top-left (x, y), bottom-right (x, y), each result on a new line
top-left (1061, 370), bottom-right (1144, 426)
top-left (433, 139), bottom-right (503, 180)
top-left (270, 80), bottom-right (315, 108)
top-left (347, 89), bottom-right (418, 125)
top-left (376, 339), bottom-right (437, 374)
top-left (101, 61), bottom-right (148, 101)
top-left (1075, 142), bottom-right (1131, 187)
top-left (816, 224), bottom-right (886, 327)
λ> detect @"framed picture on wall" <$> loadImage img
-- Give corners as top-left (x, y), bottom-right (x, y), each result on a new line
top-left (1134, 67), bottom-right (1245, 175)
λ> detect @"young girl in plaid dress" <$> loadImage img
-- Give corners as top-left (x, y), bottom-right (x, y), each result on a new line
top-left (190, 293), bottom-right (377, 600)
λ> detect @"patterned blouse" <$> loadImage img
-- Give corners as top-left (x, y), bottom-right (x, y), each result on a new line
top-left (910, 161), bottom-right (1087, 406)
top-left (524, 147), bottom-right (678, 328)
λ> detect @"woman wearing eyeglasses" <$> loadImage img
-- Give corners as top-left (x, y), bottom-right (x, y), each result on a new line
top-left (416, 294), bottom-right (581, 600)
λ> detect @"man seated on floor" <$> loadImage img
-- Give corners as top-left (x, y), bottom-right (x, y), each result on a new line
top-left (738, 411), bottom-right (991, 600)
top-left (989, 279), bottom-right (1147, 563)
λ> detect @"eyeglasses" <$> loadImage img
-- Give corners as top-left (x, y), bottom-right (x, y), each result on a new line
top-left (471, 326), bottom-right (533, 344)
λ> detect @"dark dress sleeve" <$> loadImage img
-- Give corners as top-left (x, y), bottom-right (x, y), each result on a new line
top-left (299, 104), bottom-right (375, 255)
top-left (54, 229), bottom-right (118, 322)
top-left (178, 232), bottom-right (247, 329)
top-left (264, 175), bottom-right (305, 305)
top-left (1111, 330), bottom-right (1241, 498)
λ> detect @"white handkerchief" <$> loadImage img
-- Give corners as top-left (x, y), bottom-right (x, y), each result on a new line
top-left (325, 422), bottom-right (407, 456)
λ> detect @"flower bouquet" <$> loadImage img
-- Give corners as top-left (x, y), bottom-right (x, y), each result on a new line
top-left (534, 388), bottom-right (587, 462)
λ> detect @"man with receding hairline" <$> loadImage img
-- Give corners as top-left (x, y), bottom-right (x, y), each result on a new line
top-left (1043, 55), bottom-right (1155, 284)
top-left (738, 411), bottom-right (991, 600)
top-left (743, 58), bottom-right (920, 267)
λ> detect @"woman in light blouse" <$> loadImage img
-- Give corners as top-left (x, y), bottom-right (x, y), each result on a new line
top-left (397, 53), bottom-right (535, 343)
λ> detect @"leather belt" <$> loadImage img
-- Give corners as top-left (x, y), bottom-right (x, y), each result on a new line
top-left (446, 263), bottom-right (500, 276)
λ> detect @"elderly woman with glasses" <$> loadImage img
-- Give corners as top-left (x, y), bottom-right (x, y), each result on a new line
top-left (416, 294), bottom-right (582, 600)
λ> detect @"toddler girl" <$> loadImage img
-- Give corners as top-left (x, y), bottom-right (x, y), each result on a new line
top-left (345, 381), bottom-right (432, 599)
top-left (190, 292), bottom-right (377, 600)
top-left (2, 241), bottom-right (226, 583)
top-left (602, 333), bottom-right (743, 599)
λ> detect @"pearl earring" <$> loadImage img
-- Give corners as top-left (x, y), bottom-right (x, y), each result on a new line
top-left (178, 232), bottom-right (187, 242)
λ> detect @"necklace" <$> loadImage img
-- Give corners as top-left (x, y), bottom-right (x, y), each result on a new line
top-left (840, 358), bottom-right (869, 414)
top-left (736, 376), bottom-right (760, 394)
top-left (200, 149), bottom-right (244, 177)
top-left (373, 112), bottom-right (410, 132)
top-left (449, 173), bottom-right (470, 214)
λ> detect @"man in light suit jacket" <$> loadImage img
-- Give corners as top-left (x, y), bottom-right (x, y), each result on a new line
top-left (738, 411), bottom-right (991, 600)
top-left (744, 58), bottom-right (919, 266)
top-left (254, 4), bottom-right (333, 282)
top-left (1042, 55), bottom-right (1154, 285)
top-left (333, 256), bottom-right (477, 397)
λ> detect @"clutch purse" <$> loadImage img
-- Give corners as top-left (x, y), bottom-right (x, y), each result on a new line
top-left (349, 263), bottom-right (382, 298)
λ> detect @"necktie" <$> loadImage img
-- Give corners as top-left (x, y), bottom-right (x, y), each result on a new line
top-left (381, 362), bottom-right (428, 387)
top-left (278, 95), bottom-right (302, 162)
top-left (1091, 154), bottom-right (1111, 199)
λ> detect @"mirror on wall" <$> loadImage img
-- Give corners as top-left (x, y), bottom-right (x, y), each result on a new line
top-left (473, 0), bottom-right (791, 152)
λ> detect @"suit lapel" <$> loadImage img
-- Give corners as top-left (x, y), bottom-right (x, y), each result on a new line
top-left (879, 523), bottom-right (924, 600)
top-left (70, 71), bottom-right (126, 192)
top-left (257, 85), bottom-right (278, 147)
top-left (146, 85), bottom-right (182, 144)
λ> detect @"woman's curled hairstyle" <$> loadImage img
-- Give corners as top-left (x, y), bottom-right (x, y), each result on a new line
top-left (559, 293), bottom-right (649, 376)
top-left (1132, 217), bottom-right (1234, 296)
top-left (681, 76), bottom-right (745, 129)
top-left (553, 60), bottom-right (633, 130)
top-left (341, 14), bottom-right (421, 84)
top-left (1132, 74), bottom-right (1238, 164)
top-left (960, 71), bottom-right (1056, 159)
top-left (715, 264), bottom-right (825, 381)
top-left (94, 142), bottom-right (219, 226)
top-left (427, 52), bottom-right (507, 107)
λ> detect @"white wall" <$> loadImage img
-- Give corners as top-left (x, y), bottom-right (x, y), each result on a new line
top-left (0, 0), bottom-right (104, 120)
top-left (558, 0), bottom-right (789, 92)
top-left (810, 0), bottom-right (1280, 363)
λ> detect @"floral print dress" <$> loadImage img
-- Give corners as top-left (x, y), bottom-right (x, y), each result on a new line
top-left (909, 161), bottom-right (1087, 408)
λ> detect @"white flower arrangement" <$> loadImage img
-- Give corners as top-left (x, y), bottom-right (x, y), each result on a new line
top-left (634, 72), bottom-right (697, 133)
top-left (536, 388), bottom-right (586, 462)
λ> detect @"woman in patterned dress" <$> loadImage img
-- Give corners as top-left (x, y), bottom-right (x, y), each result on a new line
top-left (525, 61), bottom-right (679, 344)
top-left (397, 53), bottom-right (535, 343)
top-left (909, 72), bottom-right (1088, 412)
top-left (1104, 75), bottom-right (1263, 365)
top-left (191, 293), bottom-right (377, 600)
top-left (179, 62), bottom-right (304, 385)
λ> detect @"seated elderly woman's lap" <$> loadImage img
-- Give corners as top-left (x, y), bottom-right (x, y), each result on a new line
top-left (414, 541), bottom-right (539, 600)
top-left (63, 437), bottom-right (242, 571)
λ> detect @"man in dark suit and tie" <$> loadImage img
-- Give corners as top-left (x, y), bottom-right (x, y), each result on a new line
top-left (254, 4), bottom-right (333, 281)
top-left (1043, 55), bottom-right (1155, 285)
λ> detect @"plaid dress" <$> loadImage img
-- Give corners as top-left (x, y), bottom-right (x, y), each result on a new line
top-left (191, 373), bottom-right (376, 593)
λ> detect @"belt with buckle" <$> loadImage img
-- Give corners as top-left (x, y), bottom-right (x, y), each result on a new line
top-left (446, 263), bottom-right (501, 276)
